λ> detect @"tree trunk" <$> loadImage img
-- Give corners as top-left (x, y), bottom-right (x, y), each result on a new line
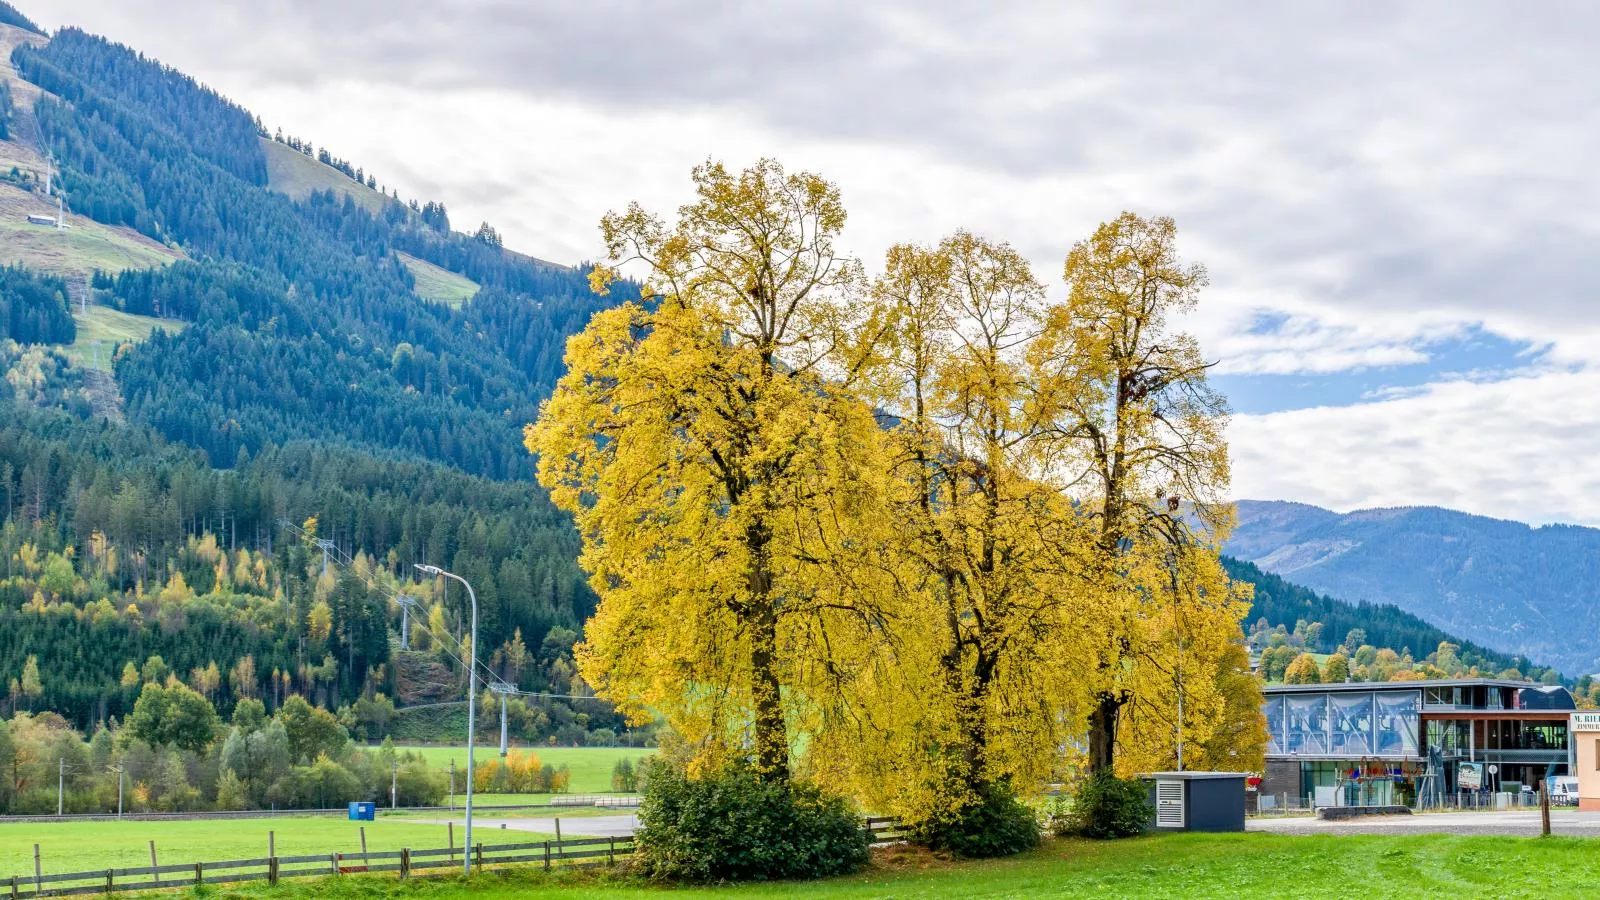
top-left (1087, 692), bottom-right (1124, 776)
top-left (748, 603), bottom-right (788, 782)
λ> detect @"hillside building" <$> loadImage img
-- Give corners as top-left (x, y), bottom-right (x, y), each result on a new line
top-left (1260, 678), bottom-right (1574, 808)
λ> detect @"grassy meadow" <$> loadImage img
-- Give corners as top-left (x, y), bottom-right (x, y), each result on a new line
top-left (55, 832), bottom-right (1600, 899)
top-left (0, 185), bottom-right (180, 278)
top-left (0, 815), bottom-right (505, 879)
top-left (398, 252), bottom-right (479, 306)
top-left (391, 746), bottom-right (653, 795)
top-left (261, 138), bottom-right (393, 214)
top-left (58, 304), bottom-right (186, 370)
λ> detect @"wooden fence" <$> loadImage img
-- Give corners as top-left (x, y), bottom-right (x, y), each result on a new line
top-left (4, 835), bottom-right (633, 899)
top-left (5, 818), bottom-right (906, 898)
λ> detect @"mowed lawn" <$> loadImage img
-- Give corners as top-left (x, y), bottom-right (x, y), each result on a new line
top-left (0, 816), bottom-right (487, 879)
top-left (136, 833), bottom-right (1600, 900)
top-left (391, 746), bottom-right (653, 794)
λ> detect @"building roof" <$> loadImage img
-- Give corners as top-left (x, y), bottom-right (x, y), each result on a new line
top-left (1262, 677), bottom-right (1539, 694)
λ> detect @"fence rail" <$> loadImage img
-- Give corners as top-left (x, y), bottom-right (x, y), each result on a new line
top-left (3, 835), bottom-right (639, 899)
top-left (4, 818), bottom-right (906, 898)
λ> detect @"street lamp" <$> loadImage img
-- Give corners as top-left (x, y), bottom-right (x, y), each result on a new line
top-left (415, 563), bottom-right (478, 876)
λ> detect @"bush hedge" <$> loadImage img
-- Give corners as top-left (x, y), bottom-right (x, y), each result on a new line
top-left (631, 760), bottom-right (870, 882)
top-left (1056, 772), bottom-right (1152, 839)
top-left (911, 780), bottom-right (1040, 858)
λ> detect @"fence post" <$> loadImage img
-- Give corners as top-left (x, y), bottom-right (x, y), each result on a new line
top-left (268, 831), bottom-right (278, 886)
top-left (543, 841), bottom-right (551, 872)
top-left (194, 862), bottom-right (203, 886)
top-left (148, 842), bottom-right (159, 890)
top-left (399, 848), bottom-right (410, 880)
top-left (1541, 780), bottom-right (1552, 837)
top-left (105, 868), bottom-right (113, 894)
top-left (608, 837), bottom-right (615, 867)
top-left (474, 843), bottom-right (483, 872)
top-left (32, 845), bottom-right (41, 897)
top-left (360, 826), bottom-right (368, 862)
top-left (448, 823), bottom-right (456, 867)
top-left (9, 874), bottom-right (16, 900)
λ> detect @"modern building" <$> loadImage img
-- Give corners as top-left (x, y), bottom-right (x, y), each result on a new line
top-left (1571, 712), bottom-right (1600, 810)
top-left (1260, 678), bottom-right (1575, 808)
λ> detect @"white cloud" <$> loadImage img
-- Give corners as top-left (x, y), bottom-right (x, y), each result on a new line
top-left (1231, 369), bottom-right (1600, 525)
top-left (28, 0), bottom-right (1600, 523)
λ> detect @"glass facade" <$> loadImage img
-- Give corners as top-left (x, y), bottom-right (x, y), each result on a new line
top-left (1266, 690), bottom-right (1421, 758)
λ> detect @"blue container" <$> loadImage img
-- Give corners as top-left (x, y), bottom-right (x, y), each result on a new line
top-left (348, 801), bottom-right (375, 821)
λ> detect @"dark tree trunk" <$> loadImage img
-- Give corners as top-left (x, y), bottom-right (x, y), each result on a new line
top-left (1088, 692), bottom-right (1125, 775)
top-left (749, 603), bottom-right (788, 782)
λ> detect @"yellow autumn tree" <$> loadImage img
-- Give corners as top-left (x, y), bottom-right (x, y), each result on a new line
top-left (1030, 211), bottom-right (1253, 776)
top-left (810, 233), bottom-right (1093, 832)
top-left (527, 158), bottom-right (883, 782)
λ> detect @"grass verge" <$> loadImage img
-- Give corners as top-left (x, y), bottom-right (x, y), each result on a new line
top-left (98, 833), bottom-right (1600, 899)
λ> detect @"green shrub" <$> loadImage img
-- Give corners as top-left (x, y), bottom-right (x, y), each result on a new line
top-left (911, 781), bottom-right (1040, 858)
top-left (632, 760), bottom-right (869, 882)
top-left (1058, 773), bottom-right (1152, 839)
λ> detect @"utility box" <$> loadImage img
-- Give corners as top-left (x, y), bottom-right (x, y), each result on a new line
top-left (1139, 772), bottom-right (1247, 833)
top-left (348, 801), bottom-right (376, 821)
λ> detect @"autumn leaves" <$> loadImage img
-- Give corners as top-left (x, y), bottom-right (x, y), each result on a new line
top-left (525, 159), bottom-right (1258, 831)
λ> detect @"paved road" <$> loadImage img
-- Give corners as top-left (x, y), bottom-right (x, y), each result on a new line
top-left (1250, 809), bottom-right (1600, 837)
top-left (415, 814), bottom-right (639, 838)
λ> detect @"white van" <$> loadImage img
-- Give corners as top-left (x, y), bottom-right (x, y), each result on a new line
top-left (1550, 776), bottom-right (1579, 806)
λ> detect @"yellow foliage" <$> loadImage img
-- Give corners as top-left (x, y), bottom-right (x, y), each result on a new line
top-left (307, 601), bottom-right (333, 644)
top-left (529, 164), bottom-right (1255, 821)
top-left (530, 158), bottom-right (878, 782)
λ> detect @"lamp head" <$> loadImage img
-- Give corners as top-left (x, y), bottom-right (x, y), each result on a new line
top-left (414, 563), bottom-right (442, 576)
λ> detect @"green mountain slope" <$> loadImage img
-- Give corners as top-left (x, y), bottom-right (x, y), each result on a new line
top-left (0, 14), bottom-right (628, 731)
top-left (1228, 499), bottom-right (1600, 675)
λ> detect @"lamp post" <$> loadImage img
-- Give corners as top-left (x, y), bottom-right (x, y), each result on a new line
top-left (415, 563), bottom-right (478, 876)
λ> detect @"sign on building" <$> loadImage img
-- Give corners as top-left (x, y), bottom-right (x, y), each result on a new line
top-left (1571, 712), bottom-right (1600, 732)
top-left (1458, 762), bottom-right (1482, 791)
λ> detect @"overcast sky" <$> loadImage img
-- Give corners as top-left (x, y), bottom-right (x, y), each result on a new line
top-left (33, 1), bottom-right (1600, 525)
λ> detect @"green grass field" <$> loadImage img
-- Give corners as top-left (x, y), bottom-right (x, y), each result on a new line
top-left (0, 186), bottom-right (180, 279)
top-left (58, 305), bottom-right (186, 370)
top-left (109, 833), bottom-right (1600, 899)
top-left (391, 747), bottom-right (653, 794)
top-left (0, 815), bottom-right (503, 879)
top-left (398, 252), bottom-right (479, 306)
top-left (262, 138), bottom-right (394, 215)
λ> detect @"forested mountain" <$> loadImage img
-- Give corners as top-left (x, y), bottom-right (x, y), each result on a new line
top-left (1225, 556), bottom-right (1558, 681)
top-left (1227, 499), bottom-right (1600, 676)
top-left (0, 13), bottom-right (636, 742)
top-left (0, 2), bottom-right (37, 35)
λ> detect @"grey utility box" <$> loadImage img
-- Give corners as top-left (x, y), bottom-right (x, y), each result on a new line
top-left (1139, 772), bottom-right (1247, 832)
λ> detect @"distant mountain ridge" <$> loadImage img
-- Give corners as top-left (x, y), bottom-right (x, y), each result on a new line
top-left (1226, 499), bottom-right (1600, 675)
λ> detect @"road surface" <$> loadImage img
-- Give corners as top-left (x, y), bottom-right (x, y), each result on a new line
top-left (414, 814), bottom-right (639, 838)
top-left (1250, 809), bottom-right (1600, 837)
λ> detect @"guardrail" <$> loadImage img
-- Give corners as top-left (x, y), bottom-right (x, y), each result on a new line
top-left (3, 835), bottom-right (637, 899)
